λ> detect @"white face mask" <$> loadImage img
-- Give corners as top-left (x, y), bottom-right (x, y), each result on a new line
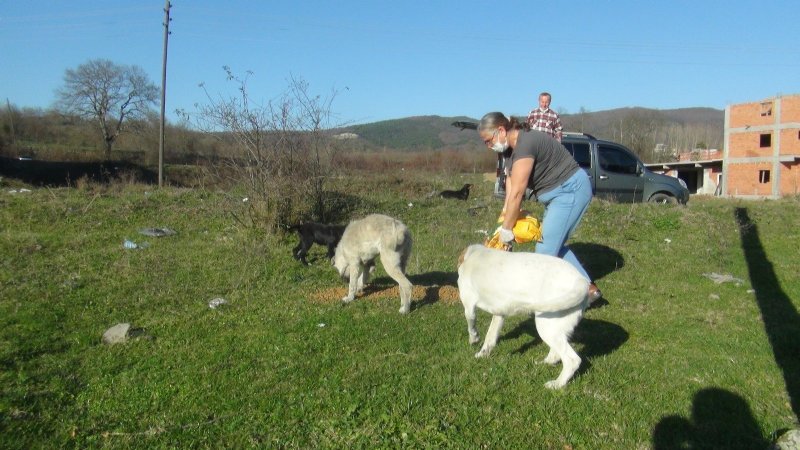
top-left (490, 131), bottom-right (509, 153)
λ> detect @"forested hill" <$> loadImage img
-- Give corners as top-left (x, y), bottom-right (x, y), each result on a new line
top-left (336, 107), bottom-right (724, 160)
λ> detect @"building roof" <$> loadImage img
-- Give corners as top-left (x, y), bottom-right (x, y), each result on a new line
top-left (645, 159), bottom-right (723, 170)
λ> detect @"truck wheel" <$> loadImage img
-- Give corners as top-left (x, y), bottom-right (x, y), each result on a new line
top-left (648, 193), bottom-right (677, 204)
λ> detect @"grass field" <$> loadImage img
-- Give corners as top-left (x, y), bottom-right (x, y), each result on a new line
top-left (1, 173), bottom-right (799, 449)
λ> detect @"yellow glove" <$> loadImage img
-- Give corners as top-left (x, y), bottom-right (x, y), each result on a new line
top-left (512, 214), bottom-right (542, 243)
top-left (484, 230), bottom-right (512, 251)
top-left (494, 211), bottom-right (542, 244)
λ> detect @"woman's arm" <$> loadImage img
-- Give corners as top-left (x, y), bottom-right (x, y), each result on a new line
top-left (501, 157), bottom-right (534, 232)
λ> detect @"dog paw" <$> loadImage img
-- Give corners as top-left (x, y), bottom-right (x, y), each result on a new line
top-left (544, 380), bottom-right (566, 390)
top-left (398, 306), bottom-right (410, 314)
top-left (468, 335), bottom-right (480, 345)
top-left (474, 349), bottom-right (491, 358)
top-left (341, 296), bottom-right (354, 303)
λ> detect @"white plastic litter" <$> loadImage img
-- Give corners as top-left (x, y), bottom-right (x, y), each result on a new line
top-left (208, 298), bottom-right (227, 309)
top-left (702, 272), bottom-right (744, 285)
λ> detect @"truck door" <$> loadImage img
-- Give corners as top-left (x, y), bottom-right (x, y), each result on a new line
top-left (595, 144), bottom-right (646, 202)
top-left (563, 141), bottom-right (594, 193)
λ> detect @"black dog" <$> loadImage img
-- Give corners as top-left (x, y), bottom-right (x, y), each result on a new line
top-left (288, 222), bottom-right (346, 265)
top-left (440, 183), bottom-right (472, 200)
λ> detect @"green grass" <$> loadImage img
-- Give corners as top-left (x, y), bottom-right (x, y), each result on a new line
top-left (1, 174), bottom-right (798, 449)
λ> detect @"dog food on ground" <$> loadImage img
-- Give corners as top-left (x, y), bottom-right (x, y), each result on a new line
top-left (311, 285), bottom-right (460, 305)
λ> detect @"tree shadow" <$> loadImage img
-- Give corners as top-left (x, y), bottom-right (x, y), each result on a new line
top-left (408, 271), bottom-right (458, 287)
top-left (570, 242), bottom-right (625, 282)
top-left (652, 387), bottom-right (770, 449)
top-left (0, 157), bottom-right (157, 186)
top-left (735, 207), bottom-right (800, 419)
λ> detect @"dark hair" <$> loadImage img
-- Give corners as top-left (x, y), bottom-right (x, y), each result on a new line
top-left (478, 112), bottom-right (530, 132)
top-left (539, 92), bottom-right (552, 100)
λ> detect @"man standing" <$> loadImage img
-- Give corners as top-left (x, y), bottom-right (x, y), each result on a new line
top-left (527, 92), bottom-right (563, 142)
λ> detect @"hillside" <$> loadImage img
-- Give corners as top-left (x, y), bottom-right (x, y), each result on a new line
top-left (336, 107), bottom-right (724, 161)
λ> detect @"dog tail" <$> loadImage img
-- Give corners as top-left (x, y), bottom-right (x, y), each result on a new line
top-left (388, 220), bottom-right (412, 271)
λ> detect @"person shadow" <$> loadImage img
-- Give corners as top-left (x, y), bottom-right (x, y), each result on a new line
top-left (734, 207), bottom-right (800, 419)
top-left (572, 242), bottom-right (625, 308)
top-left (652, 387), bottom-right (770, 449)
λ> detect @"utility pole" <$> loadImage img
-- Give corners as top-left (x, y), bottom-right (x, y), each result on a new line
top-left (158, 0), bottom-right (172, 187)
top-left (5, 99), bottom-right (15, 144)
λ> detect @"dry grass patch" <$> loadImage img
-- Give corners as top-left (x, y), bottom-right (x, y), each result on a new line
top-left (310, 284), bottom-right (461, 305)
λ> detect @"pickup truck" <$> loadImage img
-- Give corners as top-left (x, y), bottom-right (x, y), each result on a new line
top-left (452, 122), bottom-right (690, 204)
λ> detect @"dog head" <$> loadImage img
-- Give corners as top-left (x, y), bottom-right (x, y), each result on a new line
top-left (332, 248), bottom-right (350, 280)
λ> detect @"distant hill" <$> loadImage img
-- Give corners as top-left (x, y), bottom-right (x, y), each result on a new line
top-left (335, 107), bottom-right (724, 162)
top-left (338, 115), bottom-right (484, 152)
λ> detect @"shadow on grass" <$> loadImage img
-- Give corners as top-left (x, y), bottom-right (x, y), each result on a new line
top-left (0, 308), bottom-right (82, 445)
top-left (570, 242), bottom-right (625, 282)
top-left (504, 318), bottom-right (629, 363)
top-left (652, 387), bottom-right (770, 450)
top-left (734, 207), bottom-right (800, 419)
top-left (0, 157), bottom-right (157, 186)
top-left (364, 271), bottom-right (460, 311)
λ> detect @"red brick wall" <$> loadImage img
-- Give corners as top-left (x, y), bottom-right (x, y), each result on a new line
top-left (780, 129), bottom-right (800, 155)
top-left (781, 96), bottom-right (800, 122)
top-left (780, 163), bottom-right (799, 195)
top-left (726, 163), bottom-right (773, 196)
top-left (728, 133), bottom-right (773, 158)
top-left (729, 101), bottom-right (775, 128)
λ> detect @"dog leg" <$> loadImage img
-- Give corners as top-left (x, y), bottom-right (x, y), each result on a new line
top-left (463, 303), bottom-right (480, 345)
top-left (535, 313), bottom-right (582, 389)
top-left (475, 315), bottom-right (505, 358)
top-left (296, 238), bottom-right (312, 265)
top-left (382, 253), bottom-right (413, 314)
top-left (342, 266), bottom-right (362, 303)
top-left (537, 348), bottom-right (562, 365)
top-left (326, 244), bottom-right (336, 261)
top-left (356, 262), bottom-right (371, 295)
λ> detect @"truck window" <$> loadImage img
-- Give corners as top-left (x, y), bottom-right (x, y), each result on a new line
top-left (562, 142), bottom-right (591, 168)
top-left (598, 145), bottom-right (639, 175)
top-left (571, 143), bottom-right (591, 168)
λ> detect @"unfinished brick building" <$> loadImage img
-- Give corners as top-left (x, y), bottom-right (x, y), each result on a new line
top-left (722, 94), bottom-right (800, 198)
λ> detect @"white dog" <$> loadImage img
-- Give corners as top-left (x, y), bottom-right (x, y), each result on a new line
top-left (333, 214), bottom-right (413, 314)
top-left (457, 244), bottom-right (589, 389)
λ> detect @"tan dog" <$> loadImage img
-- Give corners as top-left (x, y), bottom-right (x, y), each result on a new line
top-left (457, 244), bottom-right (589, 389)
top-left (333, 214), bottom-right (413, 314)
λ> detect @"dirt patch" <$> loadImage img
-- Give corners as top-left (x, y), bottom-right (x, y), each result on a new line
top-left (311, 284), bottom-right (461, 305)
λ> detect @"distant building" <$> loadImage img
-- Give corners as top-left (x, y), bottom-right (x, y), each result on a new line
top-left (722, 94), bottom-right (800, 198)
top-left (647, 152), bottom-right (722, 196)
top-left (648, 94), bottom-right (800, 198)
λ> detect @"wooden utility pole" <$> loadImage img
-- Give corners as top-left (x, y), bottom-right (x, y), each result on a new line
top-left (158, 0), bottom-right (172, 187)
top-left (5, 99), bottom-right (15, 144)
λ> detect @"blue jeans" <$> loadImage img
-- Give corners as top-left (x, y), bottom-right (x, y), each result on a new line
top-left (535, 169), bottom-right (593, 281)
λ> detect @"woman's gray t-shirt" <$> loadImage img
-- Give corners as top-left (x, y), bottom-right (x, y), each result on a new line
top-left (507, 130), bottom-right (580, 199)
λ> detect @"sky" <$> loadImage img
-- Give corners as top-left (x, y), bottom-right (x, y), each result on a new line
top-left (1, 1), bottom-right (799, 127)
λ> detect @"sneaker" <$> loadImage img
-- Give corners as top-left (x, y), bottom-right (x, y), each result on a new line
top-left (588, 283), bottom-right (603, 304)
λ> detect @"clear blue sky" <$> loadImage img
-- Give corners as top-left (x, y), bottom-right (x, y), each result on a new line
top-left (1, 1), bottom-right (798, 126)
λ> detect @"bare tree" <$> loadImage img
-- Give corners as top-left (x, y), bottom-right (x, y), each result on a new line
top-left (187, 68), bottom-right (342, 232)
top-left (611, 109), bottom-right (665, 162)
top-left (56, 59), bottom-right (158, 160)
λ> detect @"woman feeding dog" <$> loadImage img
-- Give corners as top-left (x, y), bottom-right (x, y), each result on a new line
top-left (477, 112), bottom-right (602, 303)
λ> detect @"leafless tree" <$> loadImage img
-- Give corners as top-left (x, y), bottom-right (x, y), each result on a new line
top-left (187, 68), bottom-right (342, 232)
top-left (611, 110), bottom-right (665, 162)
top-left (56, 59), bottom-right (158, 160)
